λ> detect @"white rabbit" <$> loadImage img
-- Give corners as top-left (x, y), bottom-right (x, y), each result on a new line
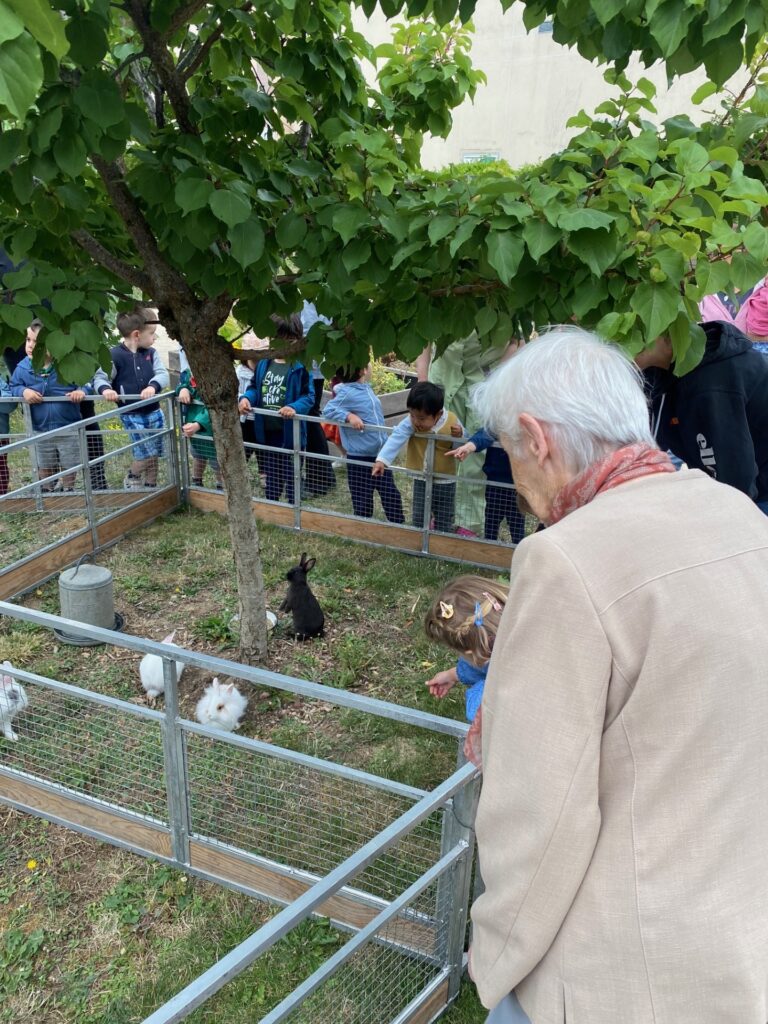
top-left (139, 631), bottom-right (186, 700)
top-left (195, 678), bottom-right (248, 732)
top-left (0, 661), bottom-right (29, 742)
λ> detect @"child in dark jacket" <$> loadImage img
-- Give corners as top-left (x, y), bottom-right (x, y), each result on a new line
top-left (10, 323), bottom-right (94, 491)
top-left (176, 370), bottom-right (222, 490)
top-left (448, 429), bottom-right (526, 543)
top-left (322, 364), bottom-right (405, 523)
top-left (237, 315), bottom-right (313, 503)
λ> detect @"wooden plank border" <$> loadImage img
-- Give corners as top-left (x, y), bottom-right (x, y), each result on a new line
top-left (403, 977), bottom-right (450, 1024)
top-left (0, 772), bottom-right (171, 858)
top-left (0, 531), bottom-right (94, 602)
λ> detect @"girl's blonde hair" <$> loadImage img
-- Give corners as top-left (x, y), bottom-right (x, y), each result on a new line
top-left (424, 576), bottom-right (509, 663)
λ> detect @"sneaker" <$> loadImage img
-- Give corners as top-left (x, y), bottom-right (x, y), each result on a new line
top-left (123, 473), bottom-right (143, 490)
top-left (455, 526), bottom-right (478, 538)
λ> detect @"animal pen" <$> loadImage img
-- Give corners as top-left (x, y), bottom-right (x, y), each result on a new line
top-left (0, 395), bottom-right (517, 1021)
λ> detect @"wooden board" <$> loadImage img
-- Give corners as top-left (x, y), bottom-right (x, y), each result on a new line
top-left (0, 492), bottom-right (142, 513)
top-left (429, 533), bottom-right (514, 571)
top-left (190, 840), bottom-right (437, 955)
top-left (0, 773), bottom-right (171, 858)
top-left (404, 978), bottom-right (450, 1024)
top-left (0, 530), bottom-right (93, 602)
top-left (189, 489), bottom-right (295, 527)
top-left (300, 510), bottom-right (422, 552)
top-left (97, 487), bottom-right (178, 546)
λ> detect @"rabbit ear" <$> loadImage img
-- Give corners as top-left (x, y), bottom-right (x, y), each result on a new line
top-left (303, 557), bottom-right (316, 572)
top-left (299, 552), bottom-right (306, 567)
top-left (223, 683), bottom-right (235, 694)
top-left (162, 631), bottom-right (176, 645)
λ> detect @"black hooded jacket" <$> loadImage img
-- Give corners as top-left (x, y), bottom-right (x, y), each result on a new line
top-left (646, 321), bottom-right (768, 503)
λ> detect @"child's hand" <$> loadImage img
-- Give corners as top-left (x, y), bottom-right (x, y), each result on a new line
top-left (23, 388), bottom-right (43, 404)
top-left (347, 413), bottom-right (364, 431)
top-left (140, 386), bottom-right (156, 400)
top-left (178, 388), bottom-right (192, 405)
top-left (68, 390), bottom-right (86, 403)
top-left (182, 422), bottom-right (200, 436)
top-left (371, 460), bottom-right (386, 477)
top-left (450, 423), bottom-right (463, 438)
top-left (426, 668), bottom-right (458, 698)
top-left (279, 406), bottom-right (295, 418)
top-left (446, 441), bottom-right (477, 461)
top-left (101, 389), bottom-right (119, 402)
top-left (238, 398), bottom-right (252, 414)
top-left (463, 706), bottom-right (483, 769)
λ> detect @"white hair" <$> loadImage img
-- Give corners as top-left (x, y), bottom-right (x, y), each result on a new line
top-left (473, 327), bottom-right (655, 473)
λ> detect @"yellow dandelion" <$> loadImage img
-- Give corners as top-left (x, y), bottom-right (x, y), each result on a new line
top-left (26, 859), bottom-right (37, 871)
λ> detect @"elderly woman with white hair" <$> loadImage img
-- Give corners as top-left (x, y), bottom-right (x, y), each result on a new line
top-left (469, 328), bottom-right (768, 1024)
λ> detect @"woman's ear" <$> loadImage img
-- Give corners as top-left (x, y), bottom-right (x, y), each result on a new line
top-left (518, 413), bottom-right (550, 465)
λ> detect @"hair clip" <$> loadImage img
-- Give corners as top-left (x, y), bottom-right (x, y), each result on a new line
top-left (439, 601), bottom-right (454, 620)
top-left (482, 591), bottom-right (502, 612)
top-left (474, 601), bottom-right (483, 627)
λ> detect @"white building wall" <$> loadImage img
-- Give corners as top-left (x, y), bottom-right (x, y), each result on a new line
top-left (354, 1), bottom-right (739, 170)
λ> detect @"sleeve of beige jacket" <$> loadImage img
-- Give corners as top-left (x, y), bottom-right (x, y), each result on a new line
top-left (471, 532), bottom-right (611, 1009)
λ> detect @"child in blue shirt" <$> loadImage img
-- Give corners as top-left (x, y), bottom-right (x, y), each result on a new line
top-left (423, 575), bottom-right (509, 768)
top-left (449, 429), bottom-right (526, 544)
top-left (322, 363), bottom-right (405, 523)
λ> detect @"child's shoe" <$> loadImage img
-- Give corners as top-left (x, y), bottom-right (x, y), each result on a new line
top-left (455, 526), bottom-right (478, 538)
top-left (123, 473), bottom-right (143, 490)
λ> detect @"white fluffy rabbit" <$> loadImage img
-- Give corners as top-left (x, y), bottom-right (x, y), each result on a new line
top-left (195, 678), bottom-right (248, 732)
top-left (139, 631), bottom-right (186, 699)
top-left (0, 661), bottom-right (29, 742)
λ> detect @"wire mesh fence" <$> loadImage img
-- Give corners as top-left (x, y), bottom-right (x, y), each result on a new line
top-left (0, 394), bottom-right (179, 579)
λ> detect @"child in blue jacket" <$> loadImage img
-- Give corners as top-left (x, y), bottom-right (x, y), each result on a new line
top-left (448, 428), bottom-right (526, 544)
top-left (11, 322), bottom-right (94, 491)
top-left (322, 364), bottom-right (405, 523)
top-left (237, 315), bottom-right (313, 503)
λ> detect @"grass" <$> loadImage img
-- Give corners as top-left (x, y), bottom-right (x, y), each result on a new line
top-left (0, 506), bottom-right (509, 1023)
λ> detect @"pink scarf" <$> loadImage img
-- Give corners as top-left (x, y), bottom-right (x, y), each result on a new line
top-left (745, 279), bottom-right (768, 337)
top-left (550, 443), bottom-right (676, 525)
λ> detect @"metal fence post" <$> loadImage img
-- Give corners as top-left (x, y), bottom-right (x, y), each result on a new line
top-left (421, 434), bottom-right (436, 553)
top-left (292, 415), bottom-right (302, 530)
top-left (167, 395), bottom-right (183, 501)
top-left (438, 757), bottom-right (481, 1001)
top-left (161, 657), bottom-right (191, 864)
top-left (21, 404), bottom-right (44, 512)
top-left (77, 421), bottom-right (100, 550)
top-left (176, 399), bottom-right (191, 501)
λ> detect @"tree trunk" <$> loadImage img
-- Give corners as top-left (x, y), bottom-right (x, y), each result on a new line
top-left (180, 326), bottom-right (270, 666)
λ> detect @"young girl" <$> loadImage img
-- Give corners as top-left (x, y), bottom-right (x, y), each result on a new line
top-left (322, 363), bottom-right (405, 523)
top-left (423, 575), bottom-right (509, 767)
top-left (176, 369), bottom-right (223, 489)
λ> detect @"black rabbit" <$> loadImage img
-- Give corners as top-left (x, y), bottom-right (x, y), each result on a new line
top-left (279, 553), bottom-right (325, 640)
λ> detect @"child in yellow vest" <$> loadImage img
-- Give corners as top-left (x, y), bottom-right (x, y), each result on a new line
top-left (372, 382), bottom-right (464, 532)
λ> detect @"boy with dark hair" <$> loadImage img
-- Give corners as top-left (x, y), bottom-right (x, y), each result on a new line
top-left (94, 307), bottom-right (169, 488)
top-left (373, 381), bottom-right (464, 533)
top-left (237, 314), bottom-right (313, 503)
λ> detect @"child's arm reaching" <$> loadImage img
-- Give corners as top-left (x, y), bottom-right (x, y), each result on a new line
top-left (426, 666), bottom-right (459, 698)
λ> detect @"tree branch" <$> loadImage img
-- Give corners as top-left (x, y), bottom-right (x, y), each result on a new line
top-left (125, 0), bottom-right (198, 135)
top-left (71, 229), bottom-right (153, 292)
top-left (179, 23), bottom-right (225, 80)
top-left (162, 0), bottom-right (208, 40)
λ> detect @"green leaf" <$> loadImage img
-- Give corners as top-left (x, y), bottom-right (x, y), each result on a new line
top-left (6, 0), bottom-right (67, 59)
top-left (557, 208), bottom-right (615, 232)
top-left (370, 169), bottom-right (395, 196)
top-left (649, 1), bottom-right (694, 58)
top-left (449, 217), bottom-right (479, 257)
top-left (0, 1), bottom-right (23, 46)
top-left (58, 350), bottom-right (98, 384)
top-left (228, 220), bottom-right (265, 268)
top-left (703, 34), bottom-right (744, 85)
top-left (65, 15), bottom-right (108, 69)
top-left (691, 80), bottom-right (718, 105)
top-left (670, 316), bottom-right (706, 376)
top-left (45, 328), bottom-right (76, 359)
top-left (332, 205), bottom-right (370, 246)
top-left (630, 282), bottom-right (681, 341)
top-left (475, 305), bottom-right (497, 336)
top-left (51, 290), bottom-right (84, 317)
top-left (427, 214), bottom-right (455, 245)
top-left (209, 188), bottom-right (251, 228)
top-left (175, 177), bottom-right (214, 213)
top-left (74, 71), bottom-right (124, 128)
top-left (0, 32), bottom-right (43, 119)
top-left (0, 126), bottom-right (25, 169)
top-left (342, 237), bottom-right (371, 273)
top-left (486, 231), bottom-right (524, 286)
top-left (0, 301), bottom-right (33, 330)
top-left (53, 133), bottom-right (87, 177)
top-left (743, 222), bottom-right (768, 265)
top-left (275, 210), bottom-right (307, 248)
top-left (522, 218), bottom-right (561, 260)
top-left (568, 226), bottom-right (622, 276)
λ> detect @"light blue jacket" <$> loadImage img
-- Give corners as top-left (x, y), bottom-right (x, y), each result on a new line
top-left (376, 409), bottom-right (464, 468)
top-left (322, 382), bottom-right (387, 456)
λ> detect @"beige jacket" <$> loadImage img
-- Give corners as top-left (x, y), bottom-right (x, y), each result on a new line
top-left (472, 470), bottom-right (768, 1024)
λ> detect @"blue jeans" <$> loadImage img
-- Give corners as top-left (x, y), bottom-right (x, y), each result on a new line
top-left (412, 479), bottom-right (455, 532)
top-left (756, 500), bottom-right (768, 517)
top-left (347, 455), bottom-right (404, 523)
top-left (486, 993), bottom-right (531, 1023)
